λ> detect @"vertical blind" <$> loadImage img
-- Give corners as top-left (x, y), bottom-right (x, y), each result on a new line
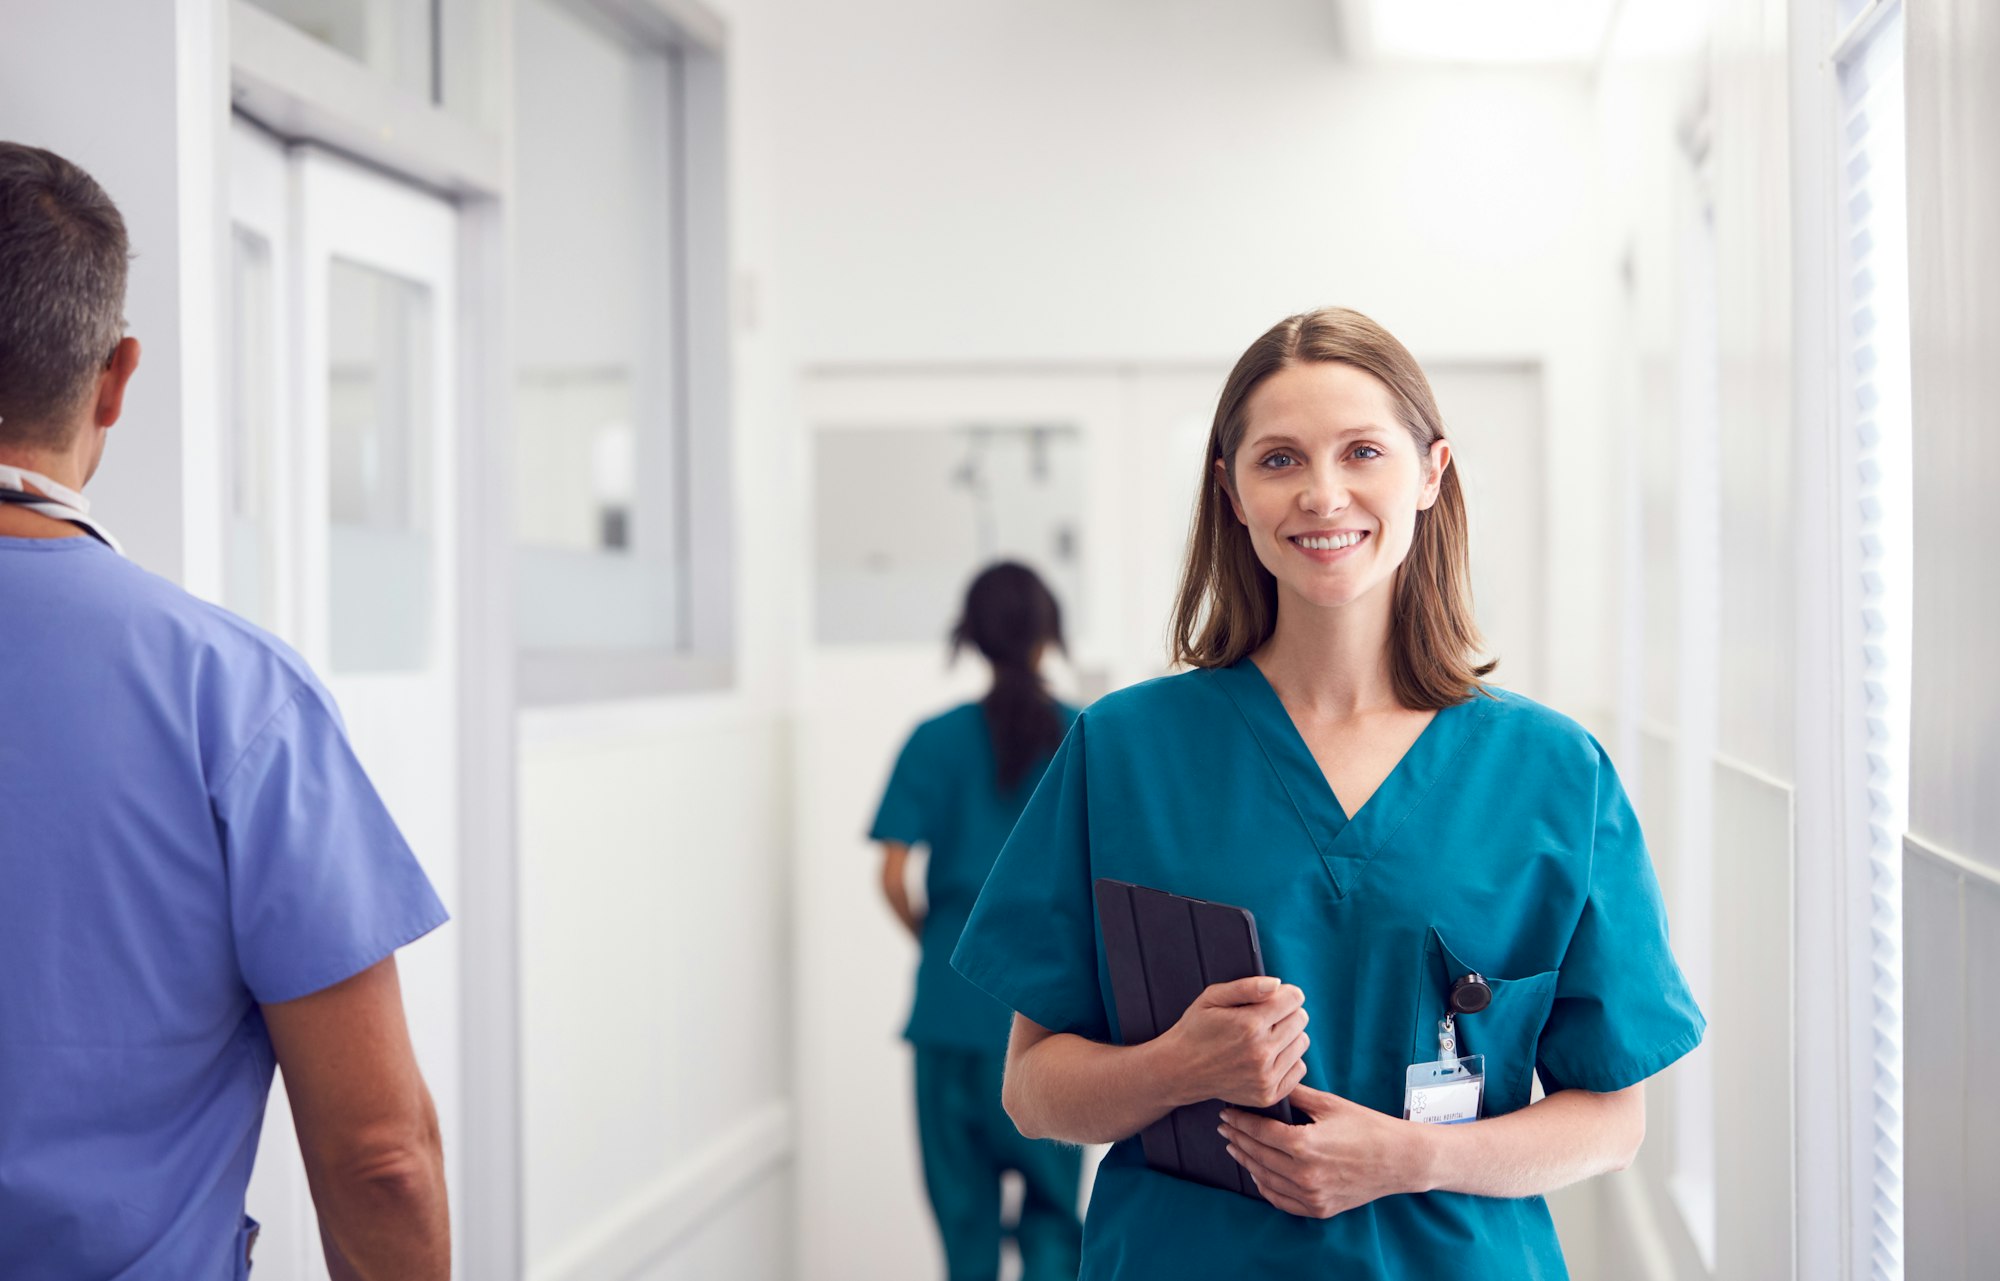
top-left (1835, 4), bottom-right (1911, 1277)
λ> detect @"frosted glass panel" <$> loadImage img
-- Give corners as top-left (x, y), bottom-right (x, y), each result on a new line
top-left (814, 425), bottom-right (1084, 645)
top-left (327, 257), bottom-right (433, 672)
top-left (244, 0), bottom-right (435, 99)
top-left (226, 226), bottom-right (277, 631)
top-left (516, 369), bottom-right (637, 552)
top-left (512, 0), bottom-right (678, 652)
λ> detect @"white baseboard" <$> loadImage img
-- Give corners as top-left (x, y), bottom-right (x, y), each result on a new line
top-left (529, 1101), bottom-right (796, 1281)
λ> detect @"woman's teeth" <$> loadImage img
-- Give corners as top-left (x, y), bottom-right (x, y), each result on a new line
top-left (1293, 532), bottom-right (1364, 551)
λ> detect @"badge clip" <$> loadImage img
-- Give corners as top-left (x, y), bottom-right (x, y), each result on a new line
top-left (1406, 971), bottom-right (1491, 1125)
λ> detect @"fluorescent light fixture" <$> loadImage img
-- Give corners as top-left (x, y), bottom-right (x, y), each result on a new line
top-left (1354, 0), bottom-right (1620, 63)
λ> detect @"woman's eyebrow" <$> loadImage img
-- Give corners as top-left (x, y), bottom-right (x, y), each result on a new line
top-left (1245, 432), bottom-right (1304, 449)
top-left (1244, 424), bottom-right (1390, 449)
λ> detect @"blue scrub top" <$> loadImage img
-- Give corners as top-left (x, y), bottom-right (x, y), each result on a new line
top-left (872, 701), bottom-right (1079, 1053)
top-left (953, 660), bottom-right (1703, 1279)
top-left (0, 535), bottom-right (448, 1281)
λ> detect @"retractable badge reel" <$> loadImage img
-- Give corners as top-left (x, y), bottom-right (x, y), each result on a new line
top-left (1404, 972), bottom-right (1490, 1125)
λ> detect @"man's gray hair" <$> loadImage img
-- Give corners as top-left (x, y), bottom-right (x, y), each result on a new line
top-left (0, 142), bottom-right (130, 448)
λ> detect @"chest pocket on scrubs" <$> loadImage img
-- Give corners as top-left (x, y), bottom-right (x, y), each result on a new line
top-left (1410, 927), bottom-right (1557, 1116)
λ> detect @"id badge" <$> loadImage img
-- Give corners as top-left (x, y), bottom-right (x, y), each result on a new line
top-left (1404, 1054), bottom-right (1484, 1124)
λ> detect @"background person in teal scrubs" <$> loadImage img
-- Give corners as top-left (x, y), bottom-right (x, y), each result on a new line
top-left (872, 561), bottom-right (1086, 1281)
top-left (953, 308), bottom-right (1705, 1279)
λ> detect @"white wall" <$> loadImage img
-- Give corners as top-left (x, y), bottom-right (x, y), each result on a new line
top-left (1592, 2), bottom-right (1800, 1278)
top-left (770, 0), bottom-right (1618, 708)
top-left (0, 0), bottom-right (225, 594)
top-left (514, 0), bottom-right (808, 1276)
top-left (518, 697), bottom-right (793, 1281)
top-left (1704, 3), bottom-right (1798, 1273)
top-left (1904, 0), bottom-right (2000, 1273)
top-left (764, 0), bottom-right (1618, 715)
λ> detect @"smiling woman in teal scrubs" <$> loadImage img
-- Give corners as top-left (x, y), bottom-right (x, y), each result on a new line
top-left (873, 561), bottom-right (1085, 1281)
top-left (951, 308), bottom-right (1704, 1279)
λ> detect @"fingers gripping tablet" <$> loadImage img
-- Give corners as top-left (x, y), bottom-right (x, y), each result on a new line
top-left (1094, 879), bottom-right (1300, 1198)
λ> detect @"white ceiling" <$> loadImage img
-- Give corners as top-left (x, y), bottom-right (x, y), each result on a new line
top-left (1332, 0), bottom-right (1632, 65)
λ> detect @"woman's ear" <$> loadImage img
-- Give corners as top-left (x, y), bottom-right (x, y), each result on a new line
top-left (1213, 457), bottom-right (1247, 525)
top-left (1417, 439), bottom-right (1452, 510)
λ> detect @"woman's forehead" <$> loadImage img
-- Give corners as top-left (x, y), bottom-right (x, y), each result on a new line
top-left (1239, 361), bottom-right (1404, 448)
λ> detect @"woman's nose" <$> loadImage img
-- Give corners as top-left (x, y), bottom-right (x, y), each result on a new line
top-left (1298, 467), bottom-right (1347, 517)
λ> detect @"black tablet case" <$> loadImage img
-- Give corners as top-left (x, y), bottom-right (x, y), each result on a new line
top-left (1093, 878), bottom-right (1298, 1199)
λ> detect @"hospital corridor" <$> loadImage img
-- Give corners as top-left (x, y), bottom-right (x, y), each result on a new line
top-left (0, 0), bottom-right (1994, 1278)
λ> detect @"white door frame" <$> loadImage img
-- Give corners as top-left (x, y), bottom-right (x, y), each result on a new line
top-left (230, 124), bottom-right (495, 1279)
top-left (294, 144), bottom-right (465, 1279)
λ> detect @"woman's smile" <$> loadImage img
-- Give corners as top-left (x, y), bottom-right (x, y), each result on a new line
top-left (1286, 529), bottom-right (1371, 560)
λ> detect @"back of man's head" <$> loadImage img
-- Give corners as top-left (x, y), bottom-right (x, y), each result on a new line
top-left (0, 143), bottom-right (130, 450)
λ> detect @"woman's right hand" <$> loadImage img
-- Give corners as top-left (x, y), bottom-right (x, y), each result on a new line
top-left (1158, 976), bottom-right (1310, 1109)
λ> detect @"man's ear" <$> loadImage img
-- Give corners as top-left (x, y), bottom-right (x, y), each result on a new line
top-left (1213, 457), bottom-right (1247, 525)
top-left (94, 337), bottom-right (141, 429)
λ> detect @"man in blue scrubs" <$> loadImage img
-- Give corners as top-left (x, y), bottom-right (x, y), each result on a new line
top-left (0, 143), bottom-right (450, 1279)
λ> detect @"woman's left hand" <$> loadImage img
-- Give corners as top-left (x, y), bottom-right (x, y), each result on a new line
top-left (1219, 1084), bottom-right (1428, 1219)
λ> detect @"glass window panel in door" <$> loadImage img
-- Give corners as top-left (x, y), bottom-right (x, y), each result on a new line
top-left (327, 257), bottom-right (433, 673)
top-left (813, 424), bottom-right (1085, 646)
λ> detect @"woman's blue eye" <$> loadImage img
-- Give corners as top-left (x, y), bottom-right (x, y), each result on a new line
top-left (1257, 445), bottom-right (1382, 467)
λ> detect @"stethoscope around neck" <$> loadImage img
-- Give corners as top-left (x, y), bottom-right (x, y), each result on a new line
top-left (0, 463), bottom-right (124, 555)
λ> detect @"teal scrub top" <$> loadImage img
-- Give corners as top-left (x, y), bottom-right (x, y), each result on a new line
top-left (873, 701), bottom-right (1080, 1053)
top-left (951, 661), bottom-right (1704, 1280)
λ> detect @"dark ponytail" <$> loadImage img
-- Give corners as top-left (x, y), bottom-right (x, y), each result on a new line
top-left (951, 562), bottom-right (1067, 790)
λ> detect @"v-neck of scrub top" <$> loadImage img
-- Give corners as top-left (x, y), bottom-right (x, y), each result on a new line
top-left (1209, 658), bottom-right (1488, 898)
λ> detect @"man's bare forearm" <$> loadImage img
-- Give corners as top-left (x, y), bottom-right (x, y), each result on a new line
top-left (309, 1139), bottom-right (450, 1280)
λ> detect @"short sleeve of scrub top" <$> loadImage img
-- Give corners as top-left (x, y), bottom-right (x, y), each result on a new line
top-left (1534, 742), bottom-right (1706, 1095)
top-left (213, 685), bottom-right (448, 1004)
top-left (950, 718), bottom-right (1110, 1043)
top-left (870, 723), bottom-right (937, 848)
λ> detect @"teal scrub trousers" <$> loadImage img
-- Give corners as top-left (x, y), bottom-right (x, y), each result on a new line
top-left (913, 1046), bottom-right (1083, 1281)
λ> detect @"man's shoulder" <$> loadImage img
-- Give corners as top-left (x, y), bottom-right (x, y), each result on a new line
top-left (18, 544), bottom-right (335, 762)
top-left (96, 551), bottom-right (320, 688)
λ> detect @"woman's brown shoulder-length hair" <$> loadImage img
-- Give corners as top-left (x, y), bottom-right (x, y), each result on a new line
top-left (1168, 306), bottom-right (1495, 708)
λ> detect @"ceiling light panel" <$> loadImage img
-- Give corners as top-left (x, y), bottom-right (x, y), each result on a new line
top-left (1358, 0), bottom-right (1621, 64)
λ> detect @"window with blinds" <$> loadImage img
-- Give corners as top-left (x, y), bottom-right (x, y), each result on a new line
top-left (1834, 3), bottom-right (1911, 1277)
